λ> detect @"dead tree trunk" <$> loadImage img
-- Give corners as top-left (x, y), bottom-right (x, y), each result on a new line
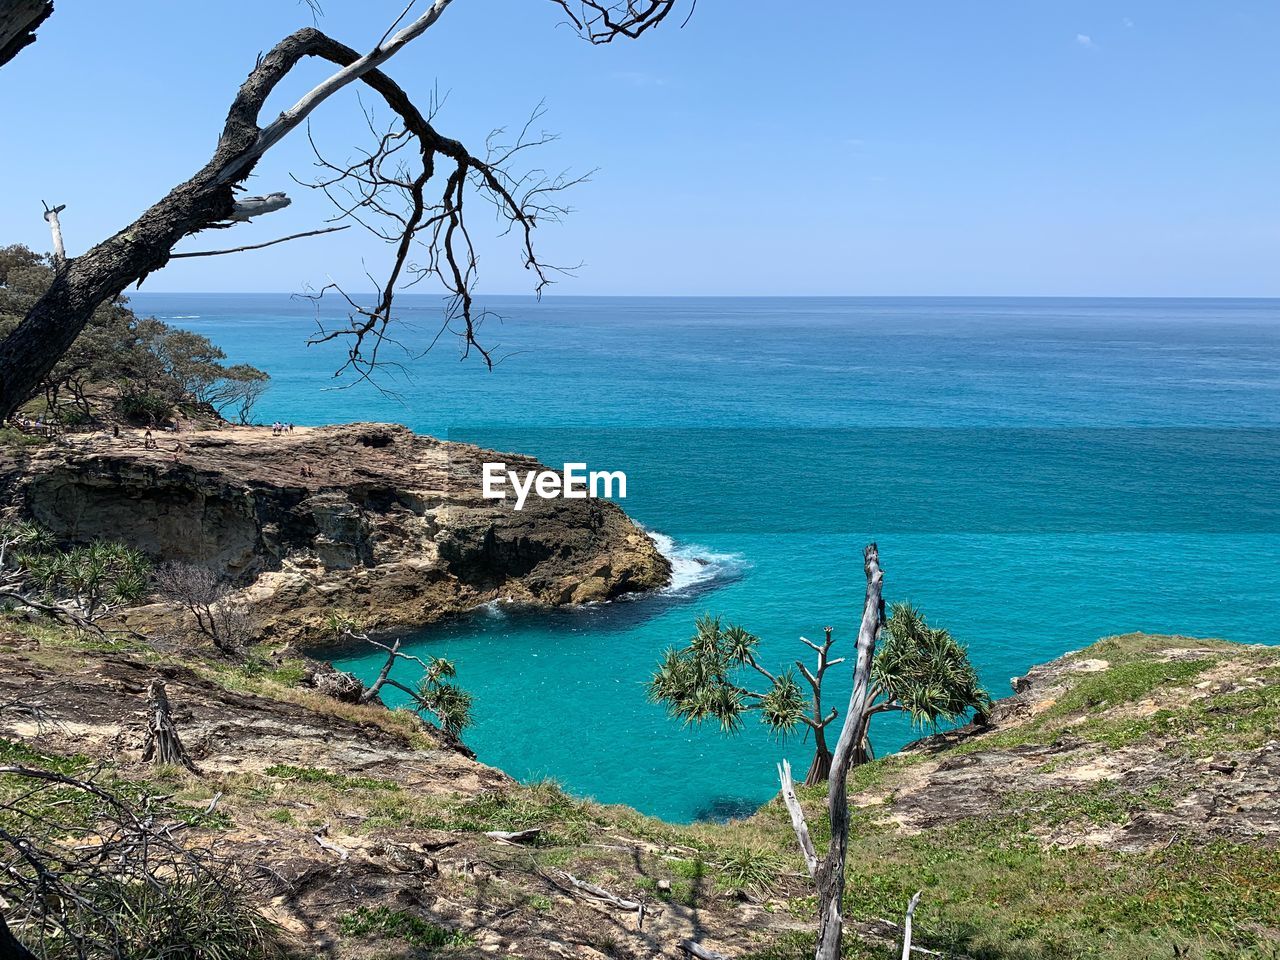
top-left (0, 0), bottom-right (52, 69)
top-left (779, 543), bottom-right (885, 960)
top-left (797, 625), bottom-right (843, 785)
top-left (42, 201), bottom-right (66, 266)
top-left (900, 890), bottom-right (922, 960)
top-left (140, 679), bottom-right (199, 773)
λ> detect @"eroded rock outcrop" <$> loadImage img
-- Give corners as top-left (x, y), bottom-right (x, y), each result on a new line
top-left (0, 423), bottom-right (670, 641)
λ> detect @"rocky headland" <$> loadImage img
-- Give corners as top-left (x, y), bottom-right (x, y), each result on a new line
top-left (0, 423), bottom-right (671, 642)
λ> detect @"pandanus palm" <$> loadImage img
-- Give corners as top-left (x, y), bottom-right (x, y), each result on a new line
top-left (650, 604), bottom-right (990, 784)
top-left (854, 602), bottom-right (992, 762)
top-left (650, 615), bottom-right (842, 786)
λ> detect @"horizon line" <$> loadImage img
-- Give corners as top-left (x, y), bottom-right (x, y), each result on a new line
top-left (128, 291), bottom-right (1280, 302)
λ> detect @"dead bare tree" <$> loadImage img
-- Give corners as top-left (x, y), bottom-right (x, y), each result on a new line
top-left (0, 0), bottom-right (690, 419)
top-left (153, 561), bottom-right (255, 654)
top-left (778, 543), bottom-right (886, 960)
top-left (324, 617), bottom-right (473, 742)
top-left (41, 201), bottom-right (66, 267)
top-left (140, 679), bottom-right (200, 774)
top-left (0, 0), bottom-right (52, 69)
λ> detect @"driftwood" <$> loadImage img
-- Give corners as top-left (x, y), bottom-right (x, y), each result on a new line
top-left (313, 833), bottom-right (351, 861)
top-left (679, 940), bottom-right (732, 960)
top-left (540, 868), bottom-right (647, 928)
top-left (779, 543), bottom-right (885, 960)
top-left (484, 828), bottom-right (542, 845)
top-left (140, 679), bottom-right (199, 773)
top-left (548, 869), bottom-right (642, 910)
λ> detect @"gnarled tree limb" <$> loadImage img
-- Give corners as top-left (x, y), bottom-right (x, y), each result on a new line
top-left (0, 0), bottom-right (52, 69)
top-left (0, 0), bottom-right (690, 418)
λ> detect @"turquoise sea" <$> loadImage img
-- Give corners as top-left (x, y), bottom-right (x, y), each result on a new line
top-left (132, 293), bottom-right (1280, 822)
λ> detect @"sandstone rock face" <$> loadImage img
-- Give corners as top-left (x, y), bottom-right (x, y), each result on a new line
top-left (0, 424), bottom-right (671, 642)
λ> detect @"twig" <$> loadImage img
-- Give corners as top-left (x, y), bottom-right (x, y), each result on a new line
top-left (171, 224), bottom-right (350, 258)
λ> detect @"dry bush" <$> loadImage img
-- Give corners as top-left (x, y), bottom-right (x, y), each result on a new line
top-left (153, 561), bottom-right (256, 654)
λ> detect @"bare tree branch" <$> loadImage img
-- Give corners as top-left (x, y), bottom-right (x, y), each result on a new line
top-left (0, 1), bottom-right (684, 418)
top-left (171, 224), bottom-right (350, 259)
top-left (548, 0), bottom-right (692, 44)
top-left (901, 890), bottom-right (923, 960)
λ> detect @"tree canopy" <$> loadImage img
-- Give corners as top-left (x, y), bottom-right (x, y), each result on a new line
top-left (651, 603), bottom-right (991, 776)
top-left (0, 244), bottom-right (269, 425)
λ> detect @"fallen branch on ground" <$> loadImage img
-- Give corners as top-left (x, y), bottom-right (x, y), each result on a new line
top-left (484, 828), bottom-right (542, 845)
top-left (679, 940), bottom-right (732, 960)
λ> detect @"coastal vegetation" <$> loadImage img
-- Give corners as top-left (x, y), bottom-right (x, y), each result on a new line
top-left (1, 2), bottom-right (1275, 958)
top-left (0, 521), bottom-right (150, 624)
top-left (2, 607), bottom-right (1276, 959)
top-left (0, 244), bottom-right (270, 428)
top-left (651, 602), bottom-right (989, 786)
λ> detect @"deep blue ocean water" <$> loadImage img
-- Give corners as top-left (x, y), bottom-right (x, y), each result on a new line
top-left (131, 293), bottom-right (1280, 822)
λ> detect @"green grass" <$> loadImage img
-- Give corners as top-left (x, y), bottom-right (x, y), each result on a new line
top-left (0, 426), bottom-right (48, 448)
top-left (1002, 780), bottom-right (1176, 828)
top-left (1046, 658), bottom-right (1214, 717)
top-left (338, 906), bottom-right (472, 950)
top-left (266, 660), bottom-right (309, 687)
top-left (0, 737), bottom-right (92, 776)
top-left (445, 780), bottom-right (600, 844)
top-left (263, 764), bottom-right (401, 792)
top-left (716, 846), bottom-right (789, 896)
top-left (842, 832), bottom-right (1280, 959)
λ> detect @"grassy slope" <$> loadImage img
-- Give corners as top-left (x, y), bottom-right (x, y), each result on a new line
top-left (2, 624), bottom-right (1278, 959)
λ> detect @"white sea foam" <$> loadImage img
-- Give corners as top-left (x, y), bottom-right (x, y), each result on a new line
top-left (647, 530), bottom-right (746, 596)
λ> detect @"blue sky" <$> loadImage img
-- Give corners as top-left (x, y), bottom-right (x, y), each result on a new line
top-left (2, 1), bottom-right (1277, 296)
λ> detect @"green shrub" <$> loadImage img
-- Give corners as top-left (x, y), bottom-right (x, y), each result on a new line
top-left (338, 906), bottom-right (471, 949)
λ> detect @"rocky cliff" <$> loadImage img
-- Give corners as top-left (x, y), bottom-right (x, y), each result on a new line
top-left (0, 423), bottom-right (670, 641)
